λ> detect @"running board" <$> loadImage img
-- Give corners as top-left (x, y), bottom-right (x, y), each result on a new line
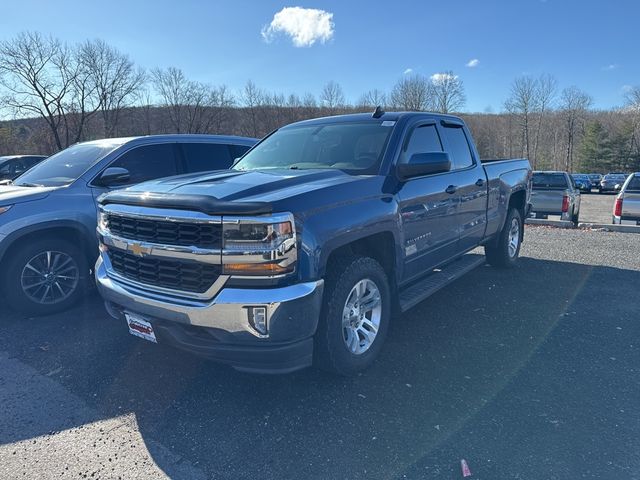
top-left (398, 254), bottom-right (486, 312)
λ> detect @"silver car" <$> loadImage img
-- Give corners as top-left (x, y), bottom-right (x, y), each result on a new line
top-left (530, 171), bottom-right (581, 225)
top-left (612, 173), bottom-right (640, 225)
top-left (599, 173), bottom-right (627, 193)
top-left (0, 134), bottom-right (257, 315)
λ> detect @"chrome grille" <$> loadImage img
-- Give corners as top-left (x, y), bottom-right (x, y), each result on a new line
top-left (106, 214), bottom-right (222, 249)
top-left (109, 249), bottom-right (221, 294)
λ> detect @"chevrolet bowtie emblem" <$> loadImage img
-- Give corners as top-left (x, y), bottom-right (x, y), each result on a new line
top-left (129, 242), bottom-right (148, 257)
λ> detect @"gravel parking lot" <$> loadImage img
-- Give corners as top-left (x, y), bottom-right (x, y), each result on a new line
top-left (1, 226), bottom-right (639, 479)
top-left (579, 191), bottom-right (617, 224)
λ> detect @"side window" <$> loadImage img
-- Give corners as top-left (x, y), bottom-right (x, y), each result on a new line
top-left (181, 143), bottom-right (234, 173)
top-left (404, 124), bottom-right (442, 161)
top-left (441, 126), bottom-right (474, 170)
top-left (109, 143), bottom-right (178, 185)
top-left (230, 144), bottom-right (251, 160)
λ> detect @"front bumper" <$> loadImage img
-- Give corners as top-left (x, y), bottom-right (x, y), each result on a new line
top-left (96, 256), bottom-right (324, 373)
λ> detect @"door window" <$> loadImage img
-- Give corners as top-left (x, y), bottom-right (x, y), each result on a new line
top-left (441, 126), bottom-right (474, 170)
top-left (181, 143), bottom-right (234, 173)
top-left (404, 124), bottom-right (443, 161)
top-left (109, 144), bottom-right (178, 185)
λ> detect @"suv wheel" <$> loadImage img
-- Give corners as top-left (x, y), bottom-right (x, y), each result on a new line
top-left (3, 238), bottom-right (89, 315)
top-left (314, 256), bottom-right (391, 375)
top-left (485, 208), bottom-right (523, 268)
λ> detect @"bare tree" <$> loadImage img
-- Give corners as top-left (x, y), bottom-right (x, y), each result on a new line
top-left (390, 75), bottom-right (433, 111)
top-left (0, 32), bottom-right (76, 150)
top-left (79, 39), bottom-right (145, 137)
top-left (431, 71), bottom-right (466, 114)
top-left (320, 81), bottom-right (345, 113)
top-left (505, 76), bottom-right (538, 162)
top-left (151, 67), bottom-right (231, 134)
top-left (151, 67), bottom-right (190, 133)
top-left (241, 80), bottom-right (265, 137)
top-left (560, 86), bottom-right (592, 171)
top-left (358, 89), bottom-right (387, 110)
top-left (531, 74), bottom-right (557, 168)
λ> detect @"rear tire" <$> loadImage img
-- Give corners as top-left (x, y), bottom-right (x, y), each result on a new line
top-left (571, 208), bottom-right (580, 226)
top-left (485, 208), bottom-right (523, 268)
top-left (2, 238), bottom-right (89, 315)
top-left (314, 256), bottom-right (391, 376)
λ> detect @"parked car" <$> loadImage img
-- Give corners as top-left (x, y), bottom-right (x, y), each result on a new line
top-left (571, 173), bottom-right (592, 193)
top-left (95, 111), bottom-right (532, 375)
top-left (0, 134), bottom-right (257, 314)
top-left (530, 171), bottom-right (581, 225)
top-left (587, 173), bottom-right (602, 189)
top-left (0, 155), bottom-right (47, 181)
top-left (599, 173), bottom-right (627, 193)
top-left (612, 173), bottom-right (640, 225)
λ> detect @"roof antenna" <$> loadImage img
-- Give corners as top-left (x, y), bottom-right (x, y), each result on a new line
top-left (372, 105), bottom-right (385, 119)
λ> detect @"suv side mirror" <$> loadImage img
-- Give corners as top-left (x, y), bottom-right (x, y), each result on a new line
top-left (97, 167), bottom-right (130, 187)
top-left (397, 152), bottom-right (451, 180)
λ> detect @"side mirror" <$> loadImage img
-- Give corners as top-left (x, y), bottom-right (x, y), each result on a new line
top-left (97, 167), bottom-right (130, 187)
top-left (397, 152), bottom-right (451, 180)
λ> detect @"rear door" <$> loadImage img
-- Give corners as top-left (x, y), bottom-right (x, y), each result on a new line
top-left (438, 121), bottom-right (488, 251)
top-left (397, 121), bottom-right (460, 281)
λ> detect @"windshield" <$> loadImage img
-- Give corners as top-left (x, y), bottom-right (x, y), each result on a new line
top-left (233, 122), bottom-right (393, 174)
top-left (14, 143), bottom-right (120, 187)
top-left (533, 172), bottom-right (569, 189)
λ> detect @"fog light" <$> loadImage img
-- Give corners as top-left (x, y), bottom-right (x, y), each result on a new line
top-left (248, 306), bottom-right (268, 336)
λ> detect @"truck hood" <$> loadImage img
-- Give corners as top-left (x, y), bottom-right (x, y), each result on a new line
top-left (0, 185), bottom-right (56, 205)
top-left (126, 169), bottom-right (365, 201)
top-left (101, 169), bottom-right (380, 216)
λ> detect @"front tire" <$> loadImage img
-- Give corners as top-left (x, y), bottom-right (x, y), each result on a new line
top-left (314, 256), bottom-right (391, 376)
top-left (2, 238), bottom-right (89, 315)
top-left (485, 208), bottom-right (523, 268)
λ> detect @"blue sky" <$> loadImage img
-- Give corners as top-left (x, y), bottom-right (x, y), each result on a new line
top-left (0, 0), bottom-right (637, 112)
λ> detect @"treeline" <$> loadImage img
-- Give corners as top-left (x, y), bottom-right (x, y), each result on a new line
top-left (1, 32), bottom-right (639, 173)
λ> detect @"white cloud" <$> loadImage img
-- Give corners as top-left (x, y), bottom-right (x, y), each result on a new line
top-left (622, 85), bottom-right (633, 93)
top-left (466, 58), bottom-right (480, 68)
top-left (261, 7), bottom-right (334, 47)
top-left (602, 64), bottom-right (618, 71)
top-left (430, 72), bottom-right (458, 84)
top-left (403, 68), bottom-right (413, 75)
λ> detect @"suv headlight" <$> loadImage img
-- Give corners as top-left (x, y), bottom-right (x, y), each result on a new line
top-left (0, 205), bottom-right (12, 215)
top-left (222, 213), bottom-right (296, 276)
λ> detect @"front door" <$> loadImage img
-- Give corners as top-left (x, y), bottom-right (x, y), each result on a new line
top-left (397, 122), bottom-right (460, 282)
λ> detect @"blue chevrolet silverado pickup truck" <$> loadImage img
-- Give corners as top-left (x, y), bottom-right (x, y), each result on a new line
top-left (95, 111), bottom-right (532, 375)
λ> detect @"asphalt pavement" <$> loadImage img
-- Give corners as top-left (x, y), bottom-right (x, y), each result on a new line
top-left (0, 227), bottom-right (639, 479)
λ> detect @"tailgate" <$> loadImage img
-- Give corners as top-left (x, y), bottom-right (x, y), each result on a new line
top-left (531, 189), bottom-right (566, 213)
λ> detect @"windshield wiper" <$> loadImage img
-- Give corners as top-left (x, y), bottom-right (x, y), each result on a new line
top-left (17, 182), bottom-right (44, 187)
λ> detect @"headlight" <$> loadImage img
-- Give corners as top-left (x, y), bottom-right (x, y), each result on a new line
top-left (222, 213), bottom-right (296, 276)
top-left (0, 205), bottom-right (12, 215)
top-left (97, 209), bottom-right (108, 232)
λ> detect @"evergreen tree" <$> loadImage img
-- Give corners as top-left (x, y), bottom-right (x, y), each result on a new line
top-left (579, 121), bottom-right (612, 172)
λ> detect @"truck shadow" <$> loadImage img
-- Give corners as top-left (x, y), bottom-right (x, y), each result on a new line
top-left (0, 256), bottom-right (637, 479)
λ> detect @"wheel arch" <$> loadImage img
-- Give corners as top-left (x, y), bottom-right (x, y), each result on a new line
top-left (0, 221), bottom-right (96, 269)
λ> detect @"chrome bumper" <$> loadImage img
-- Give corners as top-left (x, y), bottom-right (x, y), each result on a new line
top-left (95, 256), bottom-right (324, 343)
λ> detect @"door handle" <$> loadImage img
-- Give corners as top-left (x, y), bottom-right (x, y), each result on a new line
top-left (445, 185), bottom-right (457, 194)
top-left (475, 178), bottom-right (485, 187)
